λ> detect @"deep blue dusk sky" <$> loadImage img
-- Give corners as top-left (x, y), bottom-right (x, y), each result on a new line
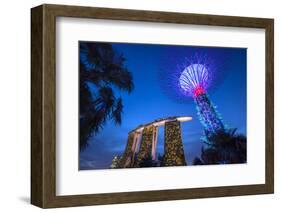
top-left (79, 43), bottom-right (246, 170)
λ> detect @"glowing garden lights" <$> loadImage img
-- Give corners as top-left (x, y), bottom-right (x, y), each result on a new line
top-left (160, 52), bottom-right (226, 139)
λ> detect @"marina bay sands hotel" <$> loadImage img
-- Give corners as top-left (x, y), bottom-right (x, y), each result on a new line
top-left (118, 116), bottom-right (192, 168)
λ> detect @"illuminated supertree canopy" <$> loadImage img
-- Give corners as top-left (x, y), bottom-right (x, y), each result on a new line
top-left (159, 47), bottom-right (228, 138)
top-left (179, 63), bottom-right (209, 97)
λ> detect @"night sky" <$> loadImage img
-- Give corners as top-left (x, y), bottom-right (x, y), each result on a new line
top-left (79, 43), bottom-right (247, 170)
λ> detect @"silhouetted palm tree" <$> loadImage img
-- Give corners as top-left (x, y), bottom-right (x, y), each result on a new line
top-left (193, 128), bottom-right (247, 165)
top-left (79, 42), bottom-right (134, 149)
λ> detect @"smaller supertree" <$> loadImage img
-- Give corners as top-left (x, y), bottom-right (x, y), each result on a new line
top-left (110, 155), bottom-right (121, 169)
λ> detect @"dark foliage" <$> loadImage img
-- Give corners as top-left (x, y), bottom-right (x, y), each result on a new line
top-left (192, 157), bottom-right (204, 165)
top-left (193, 128), bottom-right (247, 165)
top-left (138, 155), bottom-right (158, 168)
top-left (158, 154), bottom-right (165, 167)
top-left (79, 42), bottom-right (134, 149)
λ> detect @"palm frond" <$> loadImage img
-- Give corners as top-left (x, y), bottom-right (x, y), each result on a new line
top-left (112, 98), bottom-right (123, 125)
top-left (79, 42), bottom-right (134, 149)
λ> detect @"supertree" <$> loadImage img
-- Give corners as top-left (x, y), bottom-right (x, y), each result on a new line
top-left (179, 62), bottom-right (225, 137)
top-left (159, 48), bottom-right (227, 140)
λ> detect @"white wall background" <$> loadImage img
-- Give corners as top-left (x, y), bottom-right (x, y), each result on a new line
top-left (0, 0), bottom-right (279, 212)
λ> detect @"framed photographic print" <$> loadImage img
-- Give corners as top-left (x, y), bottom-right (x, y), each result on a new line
top-left (31, 4), bottom-right (274, 208)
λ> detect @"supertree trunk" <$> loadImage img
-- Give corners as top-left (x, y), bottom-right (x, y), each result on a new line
top-left (194, 92), bottom-right (224, 138)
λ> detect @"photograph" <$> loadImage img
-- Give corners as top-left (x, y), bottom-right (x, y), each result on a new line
top-left (29, 3), bottom-right (274, 208)
top-left (79, 41), bottom-right (247, 170)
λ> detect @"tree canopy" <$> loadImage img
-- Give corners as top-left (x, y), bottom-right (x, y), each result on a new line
top-left (193, 128), bottom-right (247, 165)
top-left (79, 42), bottom-right (134, 149)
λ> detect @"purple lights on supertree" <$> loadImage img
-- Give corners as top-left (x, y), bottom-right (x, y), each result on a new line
top-left (159, 50), bottom-right (226, 139)
top-left (179, 63), bottom-right (209, 97)
top-left (194, 92), bottom-right (224, 137)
